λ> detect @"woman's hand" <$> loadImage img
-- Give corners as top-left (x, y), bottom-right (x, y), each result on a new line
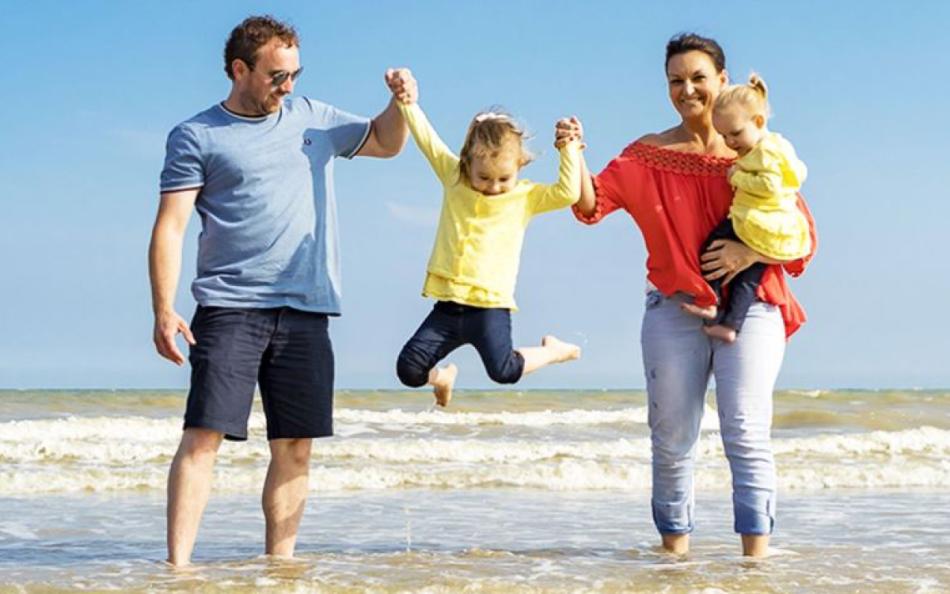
top-left (701, 239), bottom-right (761, 285)
top-left (554, 116), bottom-right (584, 149)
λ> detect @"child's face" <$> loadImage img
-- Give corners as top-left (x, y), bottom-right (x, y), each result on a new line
top-left (467, 146), bottom-right (520, 196)
top-left (713, 105), bottom-right (766, 156)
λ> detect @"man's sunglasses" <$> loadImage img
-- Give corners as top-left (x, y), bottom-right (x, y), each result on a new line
top-left (243, 60), bottom-right (303, 88)
top-left (267, 67), bottom-right (303, 88)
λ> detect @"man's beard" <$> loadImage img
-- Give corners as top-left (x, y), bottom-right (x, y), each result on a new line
top-left (260, 92), bottom-right (283, 114)
top-left (238, 91), bottom-right (283, 116)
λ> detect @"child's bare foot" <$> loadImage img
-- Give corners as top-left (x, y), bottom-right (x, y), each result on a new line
top-left (703, 324), bottom-right (737, 343)
top-left (681, 302), bottom-right (717, 320)
top-left (542, 335), bottom-right (581, 363)
top-left (430, 364), bottom-right (458, 407)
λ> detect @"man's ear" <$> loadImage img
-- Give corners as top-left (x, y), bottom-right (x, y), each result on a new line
top-left (231, 59), bottom-right (249, 81)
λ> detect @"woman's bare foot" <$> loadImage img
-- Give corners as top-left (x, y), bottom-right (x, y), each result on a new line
top-left (702, 324), bottom-right (737, 343)
top-left (741, 534), bottom-right (770, 557)
top-left (681, 302), bottom-right (717, 320)
top-left (542, 335), bottom-right (581, 363)
top-left (429, 364), bottom-right (458, 407)
top-left (661, 533), bottom-right (689, 555)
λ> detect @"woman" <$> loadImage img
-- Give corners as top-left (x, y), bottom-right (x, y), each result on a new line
top-left (559, 34), bottom-right (816, 557)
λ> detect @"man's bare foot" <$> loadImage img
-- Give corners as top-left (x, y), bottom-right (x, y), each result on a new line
top-left (542, 335), bottom-right (581, 363)
top-left (430, 364), bottom-right (458, 407)
top-left (681, 302), bottom-right (717, 320)
top-left (703, 324), bottom-right (737, 343)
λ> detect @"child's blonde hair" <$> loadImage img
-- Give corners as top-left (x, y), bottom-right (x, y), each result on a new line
top-left (714, 73), bottom-right (770, 119)
top-left (458, 110), bottom-right (534, 184)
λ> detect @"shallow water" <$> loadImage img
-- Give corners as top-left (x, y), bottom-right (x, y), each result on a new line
top-left (1, 490), bottom-right (948, 593)
top-left (1, 389), bottom-right (948, 592)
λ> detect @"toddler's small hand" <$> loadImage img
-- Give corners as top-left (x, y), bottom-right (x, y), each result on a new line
top-left (554, 116), bottom-right (585, 149)
top-left (385, 68), bottom-right (418, 104)
top-left (727, 164), bottom-right (737, 179)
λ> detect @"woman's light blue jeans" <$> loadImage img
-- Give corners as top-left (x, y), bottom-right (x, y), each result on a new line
top-left (641, 291), bottom-right (784, 535)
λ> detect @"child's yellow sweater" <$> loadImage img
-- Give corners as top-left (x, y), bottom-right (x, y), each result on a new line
top-left (400, 102), bottom-right (580, 309)
top-left (729, 131), bottom-right (811, 260)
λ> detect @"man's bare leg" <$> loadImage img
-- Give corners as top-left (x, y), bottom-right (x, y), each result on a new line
top-left (517, 335), bottom-right (581, 375)
top-left (263, 438), bottom-right (313, 558)
top-left (167, 427), bottom-right (224, 566)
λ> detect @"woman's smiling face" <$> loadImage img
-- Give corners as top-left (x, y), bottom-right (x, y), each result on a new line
top-left (666, 50), bottom-right (727, 121)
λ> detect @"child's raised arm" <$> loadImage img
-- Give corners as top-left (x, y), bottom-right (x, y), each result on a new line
top-left (385, 72), bottom-right (459, 187)
top-left (527, 117), bottom-right (582, 215)
top-left (396, 103), bottom-right (460, 187)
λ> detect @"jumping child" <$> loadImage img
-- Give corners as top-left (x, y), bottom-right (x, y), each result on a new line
top-left (389, 75), bottom-right (583, 406)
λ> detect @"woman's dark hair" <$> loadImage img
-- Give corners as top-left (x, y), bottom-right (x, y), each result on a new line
top-left (665, 33), bottom-right (725, 73)
top-left (224, 15), bottom-right (299, 79)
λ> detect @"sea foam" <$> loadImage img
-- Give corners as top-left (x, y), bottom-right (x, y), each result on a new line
top-left (2, 412), bottom-right (948, 494)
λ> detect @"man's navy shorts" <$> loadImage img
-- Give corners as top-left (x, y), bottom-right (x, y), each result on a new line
top-left (185, 305), bottom-right (334, 441)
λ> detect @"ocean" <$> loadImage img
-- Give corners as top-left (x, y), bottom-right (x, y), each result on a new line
top-left (1, 389), bottom-right (948, 593)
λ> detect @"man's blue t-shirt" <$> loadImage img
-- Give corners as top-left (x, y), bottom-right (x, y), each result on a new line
top-left (160, 97), bottom-right (371, 314)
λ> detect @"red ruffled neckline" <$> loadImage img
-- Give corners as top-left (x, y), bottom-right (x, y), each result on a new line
top-left (623, 141), bottom-right (734, 176)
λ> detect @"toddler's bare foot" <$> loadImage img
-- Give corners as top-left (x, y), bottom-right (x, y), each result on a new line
top-left (681, 302), bottom-right (717, 320)
top-left (703, 324), bottom-right (737, 343)
top-left (430, 364), bottom-right (457, 407)
top-left (542, 335), bottom-right (581, 363)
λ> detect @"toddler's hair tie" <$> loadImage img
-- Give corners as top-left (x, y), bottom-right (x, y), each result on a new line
top-left (473, 112), bottom-right (510, 123)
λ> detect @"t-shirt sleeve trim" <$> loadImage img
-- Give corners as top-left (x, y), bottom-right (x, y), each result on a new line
top-left (160, 183), bottom-right (203, 194)
top-left (342, 119), bottom-right (373, 160)
top-left (160, 123), bottom-right (205, 193)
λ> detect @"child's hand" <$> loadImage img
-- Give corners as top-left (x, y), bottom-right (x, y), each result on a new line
top-left (385, 68), bottom-right (418, 105)
top-left (554, 116), bottom-right (585, 149)
top-left (727, 164), bottom-right (738, 179)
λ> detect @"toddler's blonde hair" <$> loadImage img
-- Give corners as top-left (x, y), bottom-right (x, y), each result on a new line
top-left (458, 110), bottom-right (534, 184)
top-left (714, 73), bottom-right (770, 119)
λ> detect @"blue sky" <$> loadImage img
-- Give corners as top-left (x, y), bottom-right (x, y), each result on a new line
top-left (1, 1), bottom-right (948, 389)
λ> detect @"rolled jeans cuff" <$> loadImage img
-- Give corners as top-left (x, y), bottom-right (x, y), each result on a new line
top-left (652, 499), bottom-right (694, 535)
top-left (733, 493), bottom-right (775, 535)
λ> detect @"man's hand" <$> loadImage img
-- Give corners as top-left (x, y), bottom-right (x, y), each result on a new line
top-left (153, 310), bottom-right (196, 366)
top-left (554, 116), bottom-right (584, 149)
top-left (385, 68), bottom-right (418, 105)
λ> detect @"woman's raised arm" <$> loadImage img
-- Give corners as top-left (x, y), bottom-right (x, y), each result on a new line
top-left (555, 117), bottom-right (596, 216)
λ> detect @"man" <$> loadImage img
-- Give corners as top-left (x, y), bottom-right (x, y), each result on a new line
top-left (148, 15), bottom-right (417, 566)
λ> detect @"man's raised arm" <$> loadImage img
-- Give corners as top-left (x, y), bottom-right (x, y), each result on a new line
top-left (355, 68), bottom-right (418, 158)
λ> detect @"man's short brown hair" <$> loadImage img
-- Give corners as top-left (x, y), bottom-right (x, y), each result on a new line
top-left (224, 15), bottom-right (299, 79)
